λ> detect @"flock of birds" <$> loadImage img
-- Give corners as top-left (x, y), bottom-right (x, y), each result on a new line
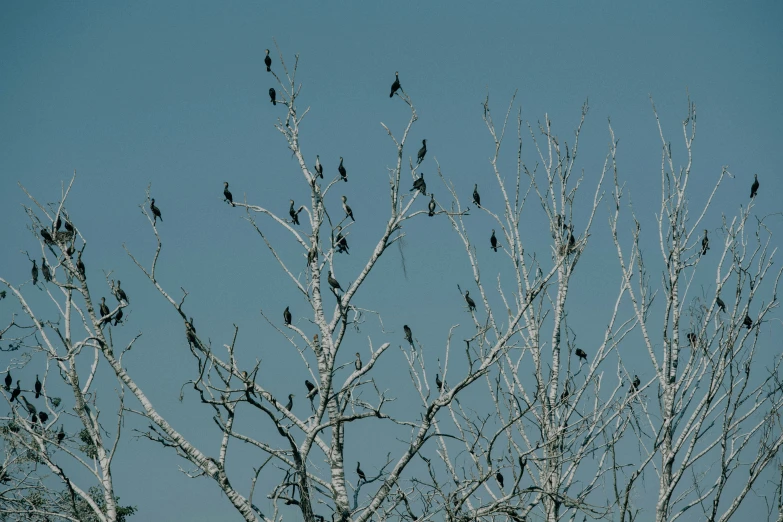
top-left (4, 370), bottom-right (65, 444)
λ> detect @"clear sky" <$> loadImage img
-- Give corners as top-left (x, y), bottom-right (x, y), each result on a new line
top-left (1, 1), bottom-right (782, 520)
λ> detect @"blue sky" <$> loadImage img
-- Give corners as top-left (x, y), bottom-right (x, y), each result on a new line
top-left (1, 2), bottom-right (782, 520)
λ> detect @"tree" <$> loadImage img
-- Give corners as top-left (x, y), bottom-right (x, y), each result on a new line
top-left (1, 48), bottom-right (780, 522)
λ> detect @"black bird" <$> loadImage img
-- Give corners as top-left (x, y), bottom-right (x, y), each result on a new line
top-left (403, 325), bottom-right (413, 345)
top-left (57, 425), bottom-right (65, 444)
top-left (115, 281), bottom-right (128, 303)
top-left (357, 461), bottom-right (367, 482)
top-left (630, 374), bottom-right (641, 393)
top-left (417, 139), bottom-right (427, 165)
top-left (314, 155), bottom-right (323, 178)
top-left (496, 471), bottom-right (504, 489)
top-left (335, 227), bottom-right (349, 253)
top-left (264, 49), bottom-right (272, 72)
top-left (328, 271), bottom-right (343, 293)
top-left (269, 88), bottom-right (276, 105)
top-left (289, 200), bottom-right (301, 225)
top-left (99, 297), bottom-right (111, 325)
top-left (473, 184), bottom-right (481, 208)
top-left (428, 194), bottom-right (436, 217)
top-left (341, 196), bottom-right (355, 221)
top-left (305, 379), bottom-right (317, 396)
top-left (113, 306), bottom-right (123, 326)
top-left (465, 291), bottom-right (476, 312)
top-left (64, 219), bottom-right (74, 233)
top-left (76, 253), bottom-right (85, 277)
top-left (38, 411), bottom-right (48, 423)
top-left (31, 413), bottom-right (38, 424)
top-left (223, 182), bottom-right (234, 206)
top-left (701, 230), bottom-right (709, 256)
top-left (55, 214), bottom-right (62, 230)
top-left (41, 258), bottom-right (51, 282)
top-left (40, 229), bottom-right (53, 243)
top-left (284, 393), bottom-right (294, 412)
top-left (283, 306), bottom-right (292, 325)
top-left (411, 174), bottom-right (426, 195)
top-left (10, 381), bottom-right (20, 402)
top-left (490, 230), bottom-right (498, 252)
top-left (560, 383), bottom-right (570, 403)
top-left (389, 71), bottom-right (401, 98)
top-left (4, 372), bottom-right (11, 391)
top-left (34, 375), bottom-right (41, 399)
top-left (716, 295), bottom-right (726, 313)
top-left (575, 348), bottom-right (587, 362)
top-left (750, 174), bottom-right (759, 199)
top-left (687, 332), bottom-right (697, 348)
top-left (307, 246), bottom-right (317, 265)
top-left (150, 199), bottom-right (162, 224)
top-left (743, 314), bottom-right (753, 330)
top-left (338, 157), bottom-right (347, 182)
top-left (435, 374), bottom-right (443, 391)
top-left (355, 352), bottom-right (362, 371)
top-left (21, 396), bottom-right (36, 417)
top-left (66, 244), bottom-right (75, 257)
top-left (31, 260), bottom-right (38, 285)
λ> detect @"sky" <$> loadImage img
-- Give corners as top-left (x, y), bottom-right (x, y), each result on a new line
top-left (1, 1), bottom-right (782, 520)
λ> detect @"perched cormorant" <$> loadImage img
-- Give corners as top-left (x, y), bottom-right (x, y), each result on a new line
top-left (41, 258), bottom-right (51, 282)
top-left (560, 383), bottom-right (569, 403)
top-left (750, 174), bottom-right (759, 199)
top-left (341, 196), bottom-right (355, 222)
top-left (34, 375), bottom-right (41, 399)
top-left (38, 411), bottom-right (48, 423)
top-left (743, 314), bottom-right (753, 330)
top-left (66, 244), bottom-right (75, 257)
top-left (389, 71), bottom-right (401, 98)
top-left (335, 227), bottom-right (349, 253)
top-left (57, 425), bottom-right (65, 444)
top-left (289, 200), bottom-right (301, 225)
top-left (31, 414), bottom-right (38, 424)
top-left (428, 194), bottom-right (436, 217)
top-left (55, 215), bottom-right (62, 230)
top-left (223, 182), bottom-right (234, 206)
top-left (687, 332), bottom-right (697, 348)
top-left (264, 49), bottom-right (272, 72)
top-left (283, 306), bottom-right (292, 325)
top-left (355, 352), bottom-right (362, 371)
top-left (4, 372), bottom-right (11, 391)
top-left (357, 461), bottom-right (367, 482)
top-left (338, 157), bottom-right (347, 182)
top-left (40, 229), bottom-right (53, 243)
top-left (403, 325), bottom-right (413, 345)
top-left (115, 281), bottom-right (128, 303)
top-left (575, 348), bottom-right (587, 362)
top-left (113, 307), bottom-right (123, 326)
top-left (31, 260), bottom-right (38, 285)
top-left (701, 230), bottom-right (709, 256)
top-left (716, 295), bottom-right (726, 313)
top-left (269, 88), bottom-right (276, 105)
top-left (496, 471), bottom-right (504, 489)
top-left (150, 199), bottom-right (162, 224)
top-left (473, 184), bottom-right (481, 208)
top-left (490, 230), bottom-right (498, 252)
top-left (21, 396), bottom-right (36, 416)
top-left (630, 375), bottom-right (640, 393)
top-left (435, 374), bottom-right (443, 391)
top-left (465, 291), bottom-right (476, 311)
top-left (76, 253), bottom-right (85, 277)
top-left (284, 393), bottom-right (294, 411)
top-left (315, 155), bottom-right (323, 178)
top-left (99, 297), bottom-right (111, 325)
top-left (10, 381), bottom-right (20, 402)
top-left (328, 271), bottom-right (343, 293)
top-left (411, 174), bottom-right (426, 195)
top-left (64, 219), bottom-right (74, 233)
top-left (305, 380), bottom-right (317, 395)
top-left (417, 139), bottom-right (427, 165)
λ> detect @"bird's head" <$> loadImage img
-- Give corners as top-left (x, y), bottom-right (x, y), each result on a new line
top-left (224, 181), bottom-right (229, 187)
top-left (265, 49), bottom-right (270, 54)
top-left (355, 352), bottom-right (360, 358)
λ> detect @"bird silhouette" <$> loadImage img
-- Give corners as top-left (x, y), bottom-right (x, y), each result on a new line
top-left (389, 72), bottom-right (401, 98)
top-left (38, 411), bottom-right (48, 423)
top-left (342, 196), bottom-right (355, 222)
top-left (417, 139), bottom-right (427, 164)
top-left (34, 375), bottom-right (41, 399)
top-left (355, 352), bottom-right (362, 371)
top-left (115, 281), bottom-right (128, 303)
top-left (357, 461), bottom-right (367, 482)
top-left (328, 271), bottom-right (343, 293)
top-left (223, 182), bottom-right (234, 206)
top-left (629, 375), bottom-right (640, 393)
top-left (289, 200), bottom-right (301, 225)
top-left (314, 155), bottom-right (323, 178)
top-left (750, 174), bottom-right (759, 198)
top-left (428, 194), bottom-right (436, 217)
top-left (435, 374), bottom-right (443, 391)
top-left (41, 258), bottom-right (51, 282)
top-left (716, 295), bottom-right (726, 313)
top-left (403, 325), bottom-right (413, 345)
top-left (284, 393), bottom-right (294, 412)
top-left (701, 230), bottom-right (709, 256)
top-left (31, 260), bottom-right (38, 285)
top-left (269, 88), bottom-right (276, 105)
top-left (99, 297), bottom-right (111, 326)
top-left (113, 307), bottom-right (123, 326)
top-left (40, 229), bottom-right (53, 243)
top-left (10, 381), bottom-right (20, 402)
top-left (4, 372), bottom-right (11, 391)
top-left (338, 157), bottom-right (347, 182)
top-left (411, 174), bottom-right (426, 195)
top-left (743, 314), bottom-right (753, 330)
top-left (57, 425), bottom-right (65, 444)
top-left (76, 253), bottom-right (85, 277)
top-left (335, 226), bottom-right (349, 254)
top-left (575, 348), bottom-right (587, 362)
top-left (150, 199), bottom-right (162, 224)
top-left (490, 230), bottom-right (498, 252)
top-left (283, 306), bottom-right (292, 325)
top-left (496, 471), bottom-right (504, 489)
top-left (473, 184), bottom-right (481, 208)
top-left (465, 291), bottom-right (476, 311)
top-left (264, 49), bottom-right (272, 72)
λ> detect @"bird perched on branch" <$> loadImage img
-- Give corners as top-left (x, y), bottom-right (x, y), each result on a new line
top-left (357, 461), bottom-right (367, 482)
top-left (701, 230), bottom-right (709, 256)
top-left (389, 71), bottom-right (401, 98)
top-left (496, 471), bottom-right (504, 489)
top-left (417, 139), bottom-right (427, 165)
top-left (435, 374), bottom-right (443, 391)
top-left (57, 425), bottom-right (65, 444)
top-left (40, 229), bottom-right (53, 243)
top-left (264, 49), bottom-right (272, 72)
top-left (743, 314), bottom-right (753, 330)
top-left (314, 155), bottom-right (323, 178)
top-left (64, 218), bottom-right (74, 233)
top-left (473, 184), bottom-right (481, 208)
top-left (328, 271), bottom-right (343, 293)
top-left (403, 325), bottom-right (413, 345)
top-left (575, 348), bottom-right (587, 362)
top-left (465, 291), bottom-right (476, 312)
top-left (338, 157), bottom-right (347, 182)
top-left (283, 306), bottom-right (292, 325)
top-left (76, 253), bottom-right (85, 277)
top-left (38, 411), bottom-right (48, 423)
top-left (223, 182), bottom-right (234, 206)
top-left (21, 396), bottom-right (36, 417)
top-left (55, 214), bottom-right (62, 230)
top-left (355, 352), bottom-right (362, 371)
top-left (34, 375), bottom-right (41, 399)
top-left (750, 174), bottom-right (759, 198)
top-left (305, 380), bottom-right (318, 411)
top-left (335, 226), bottom-right (349, 254)
top-left (41, 258), bottom-right (51, 282)
top-left (341, 196), bottom-right (354, 222)
top-left (490, 230), bottom-right (498, 252)
top-left (10, 381), bottom-right (20, 402)
top-left (411, 174), bottom-right (426, 195)
top-left (284, 394), bottom-right (294, 412)
top-left (150, 199), bottom-right (162, 224)
top-left (269, 88), bottom-right (276, 105)
top-left (4, 372), bottom-right (11, 391)
top-left (99, 297), bottom-right (111, 326)
top-left (629, 374), bottom-right (640, 393)
top-left (31, 260), bottom-right (38, 285)
top-left (428, 194), bottom-right (436, 217)
top-left (115, 281), bottom-right (128, 303)
top-left (289, 200), bottom-right (301, 225)
top-left (716, 295), bottom-right (726, 313)
top-left (113, 307), bottom-right (123, 326)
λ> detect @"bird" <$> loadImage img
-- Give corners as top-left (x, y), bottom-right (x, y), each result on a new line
top-left (76, 253), bottom-right (85, 277)
top-left (31, 260), bottom-right (38, 285)
top-left (575, 348), bottom-right (587, 362)
top-left (701, 230), bottom-right (709, 256)
top-left (341, 196), bottom-right (354, 221)
top-left (389, 71), bottom-right (401, 98)
top-left (465, 291), bottom-right (476, 311)
top-left (264, 49), bottom-right (272, 72)
top-left (283, 306), bottom-right (292, 325)
top-left (223, 182), bottom-right (234, 206)
top-left (314, 155), bottom-right (323, 178)
top-left (64, 218), bottom-right (74, 233)
top-left (34, 375), bottom-right (41, 399)
top-left (55, 214), bottom-right (62, 230)
top-left (99, 297), bottom-right (111, 325)
top-left (338, 157), bottom-right (347, 182)
top-left (335, 227), bottom-right (349, 253)
top-left (560, 383), bottom-right (570, 403)
top-left (284, 393), bottom-right (294, 412)
top-left (630, 374), bottom-right (640, 393)
top-left (328, 271), bottom-right (343, 293)
top-left (687, 332), bottom-right (697, 348)
top-left (41, 258), bottom-right (51, 282)
top-left (355, 352), bottom-right (362, 371)
top-left (4, 372), bottom-right (11, 391)
top-left (150, 199), bottom-right (162, 224)
top-left (750, 174), bottom-right (759, 199)
top-left (10, 381), bottom-right (20, 402)
top-left (435, 374), bottom-right (443, 391)
top-left (411, 174), bottom-right (426, 195)
top-left (417, 139), bottom-right (427, 165)
top-left (496, 471), bottom-right (504, 489)
top-left (428, 194), bottom-right (436, 217)
top-left (357, 461), bottom-right (367, 482)
top-left (40, 229), bottom-right (53, 243)
top-left (113, 307), bottom-right (123, 326)
top-left (472, 184), bottom-right (481, 208)
top-left (305, 379), bottom-right (317, 396)
top-left (38, 411), bottom-right (48, 423)
top-left (31, 413), bottom-right (38, 424)
top-left (21, 396), bottom-right (36, 416)
top-left (57, 425), bottom-right (65, 444)
top-left (403, 325), bottom-right (413, 345)
top-left (269, 88), bottom-right (276, 105)
top-left (307, 245), bottom-right (317, 265)
top-left (743, 314), bottom-right (753, 330)
top-left (115, 281), bottom-right (128, 303)
top-left (490, 230), bottom-right (498, 252)
top-left (289, 200), bottom-right (301, 225)
top-left (716, 295), bottom-right (726, 313)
